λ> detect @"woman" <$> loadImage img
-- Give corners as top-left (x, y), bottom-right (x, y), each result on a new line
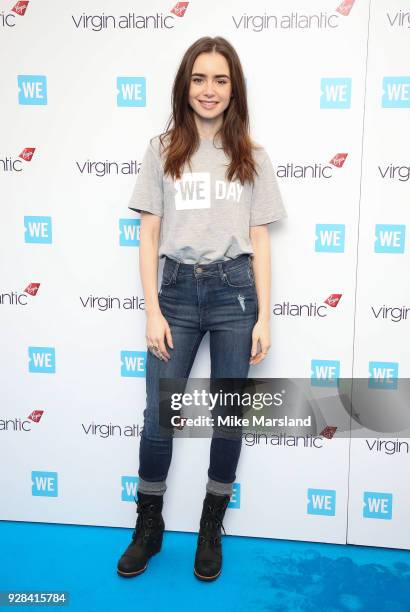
top-left (117, 36), bottom-right (287, 581)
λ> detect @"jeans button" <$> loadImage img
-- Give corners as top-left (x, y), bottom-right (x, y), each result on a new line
top-left (196, 267), bottom-right (203, 273)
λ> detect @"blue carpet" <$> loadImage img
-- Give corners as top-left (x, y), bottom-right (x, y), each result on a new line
top-left (1, 521), bottom-right (409, 611)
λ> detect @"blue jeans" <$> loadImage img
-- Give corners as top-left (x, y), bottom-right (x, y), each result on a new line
top-left (138, 253), bottom-right (258, 494)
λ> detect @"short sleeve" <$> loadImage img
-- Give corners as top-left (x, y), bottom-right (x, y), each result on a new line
top-left (128, 140), bottom-right (164, 217)
top-left (250, 154), bottom-right (287, 227)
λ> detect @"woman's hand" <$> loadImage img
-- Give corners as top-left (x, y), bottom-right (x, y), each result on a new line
top-left (249, 318), bottom-right (271, 366)
top-left (146, 310), bottom-right (174, 362)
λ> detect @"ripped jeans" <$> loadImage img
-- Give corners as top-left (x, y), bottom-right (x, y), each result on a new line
top-left (138, 253), bottom-right (258, 496)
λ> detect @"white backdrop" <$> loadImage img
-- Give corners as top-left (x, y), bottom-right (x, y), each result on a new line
top-left (1, 0), bottom-right (409, 550)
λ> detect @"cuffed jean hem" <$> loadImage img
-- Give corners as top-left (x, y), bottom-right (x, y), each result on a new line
top-left (206, 477), bottom-right (233, 497)
top-left (137, 477), bottom-right (167, 496)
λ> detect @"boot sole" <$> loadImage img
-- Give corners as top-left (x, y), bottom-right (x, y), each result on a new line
top-left (117, 564), bottom-right (148, 578)
top-left (193, 567), bottom-right (221, 581)
top-left (117, 541), bottom-right (163, 578)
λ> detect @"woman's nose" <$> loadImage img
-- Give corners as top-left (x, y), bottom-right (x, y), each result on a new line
top-left (203, 81), bottom-right (216, 96)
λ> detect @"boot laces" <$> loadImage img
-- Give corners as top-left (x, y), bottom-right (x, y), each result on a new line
top-left (199, 503), bottom-right (227, 546)
top-left (132, 501), bottom-right (159, 543)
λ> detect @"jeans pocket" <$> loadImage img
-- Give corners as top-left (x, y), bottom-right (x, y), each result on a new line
top-left (223, 263), bottom-right (255, 288)
top-left (161, 258), bottom-right (178, 286)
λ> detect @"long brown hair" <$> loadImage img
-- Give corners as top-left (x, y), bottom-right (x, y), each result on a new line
top-left (156, 36), bottom-right (261, 186)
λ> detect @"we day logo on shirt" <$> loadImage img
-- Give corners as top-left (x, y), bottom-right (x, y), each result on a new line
top-left (174, 172), bottom-right (243, 210)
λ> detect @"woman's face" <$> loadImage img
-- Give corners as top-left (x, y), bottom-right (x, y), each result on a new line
top-left (188, 51), bottom-right (232, 122)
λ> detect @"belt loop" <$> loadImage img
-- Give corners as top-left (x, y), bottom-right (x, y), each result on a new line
top-left (217, 261), bottom-right (224, 279)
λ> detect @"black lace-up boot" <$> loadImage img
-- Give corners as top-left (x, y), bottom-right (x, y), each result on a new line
top-left (194, 492), bottom-right (231, 581)
top-left (117, 491), bottom-right (165, 577)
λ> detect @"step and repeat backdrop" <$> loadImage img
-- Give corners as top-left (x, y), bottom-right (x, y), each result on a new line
top-left (1, 0), bottom-right (409, 550)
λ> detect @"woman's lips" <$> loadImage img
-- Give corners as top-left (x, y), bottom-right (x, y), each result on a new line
top-left (198, 100), bottom-right (218, 109)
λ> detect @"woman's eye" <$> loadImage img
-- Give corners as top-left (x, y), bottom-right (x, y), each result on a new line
top-left (192, 78), bottom-right (228, 85)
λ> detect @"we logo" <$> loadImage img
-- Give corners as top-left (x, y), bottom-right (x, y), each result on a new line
top-left (121, 350), bottom-right (146, 377)
top-left (315, 224), bottom-right (345, 252)
top-left (28, 347), bottom-right (55, 374)
top-left (363, 491), bottom-right (393, 520)
top-left (173, 172), bottom-right (242, 210)
top-left (320, 77), bottom-right (351, 109)
top-left (382, 77), bottom-right (410, 108)
top-left (120, 219), bottom-right (140, 246)
top-left (32, 471), bottom-right (58, 497)
top-left (368, 361), bottom-right (398, 390)
top-left (228, 482), bottom-right (241, 509)
top-left (375, 224), bottom-right (405, 253)
top-left (18, 75), bottom-right (47, 105)
top-left (24, 216), bottom-right (52, 244)
top-left (311, 359), bottom-right (340, 387)
top-left (121, 476), bottom-right (139, 501)
top-left (174, 172), bottom-right (211, 210)
top-left (117, 77), bottom-right (146, 107)
top-left (307, 488), bottom-right (336, 516)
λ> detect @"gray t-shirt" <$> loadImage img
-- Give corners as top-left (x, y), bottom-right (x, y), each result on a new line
top-left (128, 134), bottom-right (287, 264)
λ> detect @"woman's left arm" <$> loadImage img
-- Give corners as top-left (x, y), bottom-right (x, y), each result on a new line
top-left (249, 225), bottom-right (271, 365)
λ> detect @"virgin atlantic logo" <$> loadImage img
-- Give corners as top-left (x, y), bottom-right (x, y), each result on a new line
top-left (1, 1), bottom-right (29, 28)
top-left (28, 410), bottom-right (44, 423)
top-left (11, 0), bottom-right (28, 15)
top-left (329, 153), bottom-right (348, 168)
top-left (0, 409), bottom-right (44, 433)
top-left (336, 0), bottom-right (355, 17)
top-left (276, 152), bottom-right (349, 179)
top-left (324, 294), bottom-right (342, 308)
top-left (273, 294), bottom-right (343, 317)
top-left (0, 282), bottom-right (40, 306)
top-left (231, 0), bottom-right (356, 32)
top-left (1, 147), bottom-right (36, 173)
top-left (71, 2), bottom-right (190, 31)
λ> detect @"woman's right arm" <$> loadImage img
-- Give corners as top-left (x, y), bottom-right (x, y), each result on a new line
top-left (139, 211), bottom-right (174, 362)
